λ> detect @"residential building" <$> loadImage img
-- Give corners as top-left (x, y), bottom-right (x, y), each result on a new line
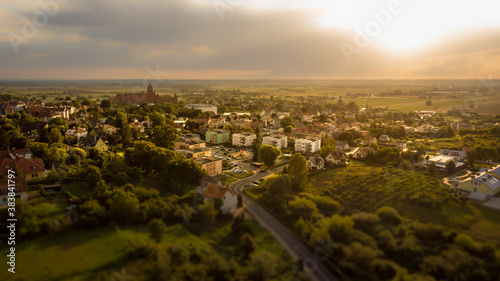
top-left (306, 155), bottom-right (325, 170)
top-left (0, 176), bottom-right (28, 206)
top-left (336, 141), bottom-right (350, 152)
top-left (206, 130), bottom-right (230, 145)
top-left (295, 137), bottom-right (321, 154)
top-left (232, 133), bottom-right (256, 147)
top-left (325, 151), bottom-right (347, 166)
top-left (459, 166), bottom-right (500, 196)
top-left (361, 136), bottom-right (377, 145)
top-left (89, 138), bottom-right (108, 152)
top-left (352, 147), bottom-right (376, 159)
top-left (175, 139), bottom-right (206, 150)
top-left (195, 116), bottom-right (211, 125)
top-left (378, 134), bottom-right (391, 143)
top-left (179, 133), bottom-right (201, 142)
top-left (130, 121), bottom-right (146, 133)
top-left (0, 157), bottom-right (47, 181)
top-left (197, 175), bottom-right (238, 214)
top-left (425, 154), bottom-right (465, 170)
top-left (66, 128), bottom-right (88, 140)
top-left (263, 135), bottom-right (288, 149)
top-left (196, 157), bottom-right (223, 176)
top-left (101, 124), bottom-right (118, 134)
top-left (439, 149), bottom-right (466, 161)
top-left (176, 148), bottom-right (212, 159)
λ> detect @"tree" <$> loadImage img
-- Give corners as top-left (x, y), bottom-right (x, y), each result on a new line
top-left (114, 111), bottom-right (128, 128)
top-left (240, 232), bottom-right (256, 258)
top-left (280, 116), bottom-right (295, 128)
top-left (288, 153), bottom-right (308, 191)
top-left (121, 123), bottom-right (132, 142)
top-left (446, 160), bottom-right (456, 175)
top-left (100, 99), bottom-right (112, 110)
top-left (199, 200), bottom-right (218, 225)
top-left (247, 251), bottom-right (277, 281)
top-left (109, 190), bottom-right (140, 224)
top-left (284, 125), bottom-right (293, 134)
top-left (151, 125), bottom-right (179, 150)
top-left (428, 161), bottom-right (437, 177)
top-left (288, 197), bottom-right (318, 220)
top-left (148, 218), bottom-right (167, 243)
top-left (149, 111), bottom-right (166, 127)
top-left (114, 172), bottom-right (130, 186)
top-left (47, 128), bottom-right (64, 144)
top-left (265, 175), bottom-right (291, 196)
top-left (258, 145), bottom-right (281, 167)
top-left (87, 165), bottom-right (102, 190)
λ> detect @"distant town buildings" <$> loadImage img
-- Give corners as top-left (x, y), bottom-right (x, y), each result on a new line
top-left (186, 104), bottom-right (218, 114)
top-left (115, 84), bottom-right (177, 105)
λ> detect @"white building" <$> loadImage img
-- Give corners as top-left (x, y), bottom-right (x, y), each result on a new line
top-left (232, 133), bottom-right (256, 147)
top-left (263, 135), bottom-right (288, 149)
top-left (186, 104), bottom-right (218, 114)
top-left (295, 137), bottom-right (321, 154)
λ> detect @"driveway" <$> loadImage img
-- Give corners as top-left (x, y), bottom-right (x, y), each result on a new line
top-left (483, 197), bottom-right (500, 211)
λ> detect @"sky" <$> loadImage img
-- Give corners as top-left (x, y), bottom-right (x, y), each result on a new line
top-left (0, 0), bottom-right (499, 80)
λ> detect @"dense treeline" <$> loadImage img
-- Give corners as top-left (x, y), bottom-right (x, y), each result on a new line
top-left (254, 167), bottom-right (500, 281)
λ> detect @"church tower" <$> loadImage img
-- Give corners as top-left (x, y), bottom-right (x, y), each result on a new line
top-left (147, 84), bottom-right (154, 94)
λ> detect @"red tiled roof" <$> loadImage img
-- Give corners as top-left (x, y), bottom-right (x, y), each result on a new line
top-left (203, 184), bottom-right (228, 199)
top-left (15, 157), bottom-right (46, 175)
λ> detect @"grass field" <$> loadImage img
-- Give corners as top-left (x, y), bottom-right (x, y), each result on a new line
top-left (0, 217), bottom-right (292, 281)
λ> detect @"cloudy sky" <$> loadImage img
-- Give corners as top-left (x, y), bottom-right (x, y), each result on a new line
top-left (1, 0), bottom-right (499, 79)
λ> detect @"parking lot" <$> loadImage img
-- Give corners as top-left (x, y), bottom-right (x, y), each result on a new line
top-left (208, 145), bottom-right (255, 174)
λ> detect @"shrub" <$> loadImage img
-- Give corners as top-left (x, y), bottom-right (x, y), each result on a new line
top-left (288, 197), bottom-right (318, 220)
top-left (147, 218), bottom-right (167, 243)
top-left (375, 206), bottom-right (401, 225)
top-left (247, 251), bottom-right (277, 281)
top-left (352, 212), bottom-right (380, 234)
top-left (314, 196), bottom-right (342, 216)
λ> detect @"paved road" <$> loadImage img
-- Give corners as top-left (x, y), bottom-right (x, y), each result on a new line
top-left (228, 167), bottom-right (338, 281)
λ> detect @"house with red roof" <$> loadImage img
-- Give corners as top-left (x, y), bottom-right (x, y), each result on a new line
top-left (0, 176), bottom-right (28, 206)
top-left (0, 149), bottom-right (47, 181)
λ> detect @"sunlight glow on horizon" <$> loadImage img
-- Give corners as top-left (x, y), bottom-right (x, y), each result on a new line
top-left (202, 0), bottom-right (500, 52)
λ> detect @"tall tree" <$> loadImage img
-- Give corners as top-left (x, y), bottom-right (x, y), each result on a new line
top-left (258, 145), bottom-right (281, 167)
top-left (280, 116), bottom-right (295, 128)
top-left (151, 124), bottom-right (179, 150)
top-left (288, 153), bottom-right (308, 191)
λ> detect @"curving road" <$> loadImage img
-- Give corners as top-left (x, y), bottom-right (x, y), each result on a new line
top-left (228, 167), bottom-right (338, 281)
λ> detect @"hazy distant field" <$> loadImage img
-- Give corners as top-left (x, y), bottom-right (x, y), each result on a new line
top-left (1, 79), bottom-right (498, 114)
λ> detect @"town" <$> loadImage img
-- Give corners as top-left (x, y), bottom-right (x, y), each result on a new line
top-left (1, 79), bottom-right (499, 280)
